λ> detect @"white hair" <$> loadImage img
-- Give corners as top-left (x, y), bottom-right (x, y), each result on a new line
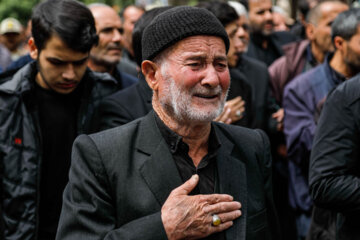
top-left (228, 1), bottom-right (248, 18)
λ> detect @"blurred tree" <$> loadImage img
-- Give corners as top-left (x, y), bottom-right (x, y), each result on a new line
top-left (0, 0), bottom-right (39, 25)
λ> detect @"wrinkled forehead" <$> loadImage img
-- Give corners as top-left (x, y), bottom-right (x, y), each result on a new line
top-left (166, 35), bottom-right (227, 61)
top-left (249, 0), bottom-right (272, 12)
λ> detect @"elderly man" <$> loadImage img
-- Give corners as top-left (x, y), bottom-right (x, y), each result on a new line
top-left (56, 6), bottom-right (279, 240)
top-left (88, 4), bottom-right (138, 90)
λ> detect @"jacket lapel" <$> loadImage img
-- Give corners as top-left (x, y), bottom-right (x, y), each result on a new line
top-left (136, 112), bottom-right (183, 205)
top-left (216, 126), bottom-right (247, 240)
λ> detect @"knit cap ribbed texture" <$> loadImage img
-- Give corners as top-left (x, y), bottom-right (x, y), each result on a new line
top-left (142, 6), bottom-right (230, 61)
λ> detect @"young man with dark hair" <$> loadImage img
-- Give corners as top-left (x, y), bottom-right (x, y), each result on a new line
top-left (0, 0), bottom-right (118, 239)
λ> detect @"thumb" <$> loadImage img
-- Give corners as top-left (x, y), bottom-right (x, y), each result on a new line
top-left (172, 174), bottom-right (199, 196)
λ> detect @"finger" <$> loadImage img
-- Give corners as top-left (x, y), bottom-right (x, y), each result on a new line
top-left (203, 201), bottom-right (241, 214)
top-left (199, 194), bottom-right (234, 204)
top-left (172, 174), bottom-right (199, 196)
top-left (217, 210), bottom-right (242, 223)
top-left (210, 221), bottom-right (234, 234)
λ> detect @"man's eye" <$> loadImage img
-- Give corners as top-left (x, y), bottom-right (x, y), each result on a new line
top-left (188, 63), bottom-right (200, 67)
top-left (216, 63), bottom-right (228, 71)
top-left (101, 28), bottom-right (113, 34)
top-left (73, 58), bottom-right (88, 66)
top-left (49, 60), bottom-right (65, 65)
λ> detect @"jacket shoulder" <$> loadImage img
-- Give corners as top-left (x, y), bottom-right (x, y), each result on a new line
top-left (214, 123), bottom-right (269, 151)
top-left (331, 75), bottom-right (360, 105)
top-left (88, 117), bottom-right (143, 150)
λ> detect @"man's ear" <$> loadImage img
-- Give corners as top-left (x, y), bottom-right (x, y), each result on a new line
top-left (305, 23), bottom-right (315, 40)
top-left (333, 36), bottom-right (344, 51)
top-left (142, 60), bottom-right (160, 91)
top-left (28, 37), bottom-right (38, 60)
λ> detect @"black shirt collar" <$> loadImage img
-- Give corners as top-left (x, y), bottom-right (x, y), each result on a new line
top-left (153, 112), bottom-right (221, 155)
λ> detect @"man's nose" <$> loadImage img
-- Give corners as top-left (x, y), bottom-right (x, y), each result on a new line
top-left (264, 10), bottom-right (273, 21)
top-left (201, 65), bottom-right (220, 88)
top-left (112, 29), bottom-right (122, 42)
top-left (63, 64), bottom-right (75, 80)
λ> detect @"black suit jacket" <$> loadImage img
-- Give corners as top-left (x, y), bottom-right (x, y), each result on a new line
top-left (246, 31), bottom-right (297, 66)
top-left (92, 76), bottom-right (152, 131)
top-left (237, 56), bottom-right (277, 132)
top-left (56, 112), bottom-right (280, 240)
top-left (228, 68), bottom-right (253, 128)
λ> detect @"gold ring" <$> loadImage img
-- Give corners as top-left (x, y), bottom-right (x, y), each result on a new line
top-left (212, 214), bottom-right (221, 226)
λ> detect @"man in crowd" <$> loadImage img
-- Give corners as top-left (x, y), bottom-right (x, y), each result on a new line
top-left (90, 7), bottom-right (170, 131)
top-left (0, 42), bottom-right (11, 71)
top-left (309, 12), bottom-right (360, 240)
top-left (0, 17), bottom-right (27, 61)
top-left (56, 6), bottom-right (280, 240)
top-left (88, 3), bottom-right (138, 90)
top-left (283, 7), bottom-right (360, 239)
top-left (118, 4), bottom-right (145, 76)
top-left (246, 0), bottom-right (297, 66)
top-left (0, 1), bottom-right (118, 239)
top-left (269, 0), bottom-right (349, 104)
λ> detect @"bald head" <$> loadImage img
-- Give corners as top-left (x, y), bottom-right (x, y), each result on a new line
top-left (88, 4), bottom-right (123, 73)
top-left (307, 1), bottom-right (348, 25)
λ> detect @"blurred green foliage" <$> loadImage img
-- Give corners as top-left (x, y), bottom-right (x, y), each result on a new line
top-left (0, 0), bottom-right (200, 27)
top-left (0, 0), bottom-right (134, 26)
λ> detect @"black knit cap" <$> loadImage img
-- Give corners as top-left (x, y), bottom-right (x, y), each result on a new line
top-left (142, 6), bottom-right (230, 61)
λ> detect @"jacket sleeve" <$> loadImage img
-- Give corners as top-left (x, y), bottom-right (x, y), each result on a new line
top-left (56, 134), bottom-right (167, 240)
top-left (283, 78), bottom-right (316, 165)
top-left (309, 88), bottom-right (360, 215)
top-left (268, 56), bottom-right (287, 105)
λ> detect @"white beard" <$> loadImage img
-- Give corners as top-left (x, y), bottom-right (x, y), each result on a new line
top-left (159, 65), bottom-right (227, 123)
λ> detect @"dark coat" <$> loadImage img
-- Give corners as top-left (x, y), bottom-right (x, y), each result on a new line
top-left (228, 67), bottom-right (253, 128)
top-left (246, 31), bottom-right (298, 67)
top-left (92, 75), bottom-right (152, 131)
top-left (236, 55), bottom-right (276, 131)
top-left (0, 62), bottom-right (118, 240)
top-left (269, 40), bottom-right (310, 104)
top-left (56, 111), bottom-right (281, 240)
top-left (309, 75), bottom-right (360, 240)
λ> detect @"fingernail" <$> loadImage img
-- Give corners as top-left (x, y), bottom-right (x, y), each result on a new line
top-left (192, 174), bottom-right (199, 181)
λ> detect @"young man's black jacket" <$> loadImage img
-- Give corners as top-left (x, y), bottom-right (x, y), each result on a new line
top-left (0, 62), bottom-right (118, 240)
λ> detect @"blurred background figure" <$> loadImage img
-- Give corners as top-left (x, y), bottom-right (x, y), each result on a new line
top-left (269, 0), bottom-right (349, 105)
top-left (88, 3), bottom-right (138, 90)
top-left (0, 41), bottom-right (11, 72)
top-left (283, 6), bottom-right (359, 239)
top-left (118, 4), bottom-right (145, 76)
top-left (0, 17), bottom-right (27, 61)
top-left (273, 5), bottom-right (292, 31)
top-left (229, 1), bottom-right (250, 54)
top-left (246, 0), bottom-right (297, 66)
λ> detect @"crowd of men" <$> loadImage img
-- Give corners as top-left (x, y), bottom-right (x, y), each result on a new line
top-left (0, 0), bottom-right (360, 239)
